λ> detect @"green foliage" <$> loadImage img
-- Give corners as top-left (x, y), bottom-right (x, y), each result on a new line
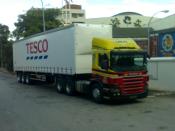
top-left (13, 8), bottom-right (63, 40)
top-left (0, 24), bottom-right (10, 44)
top-left (0, 24), bottom-right (13, 71)
top-left (3, 41), bottom-right (13, 71)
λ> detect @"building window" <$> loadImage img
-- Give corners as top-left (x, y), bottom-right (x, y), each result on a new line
top-left (72, 13), bottom-right (78, 18)
top-left (72, 13), bottom-right (84, 18)
top-left (78, 14), bottom-right (84, 17)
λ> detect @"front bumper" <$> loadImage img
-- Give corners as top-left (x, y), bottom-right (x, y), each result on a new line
top-left (102, 85), bottom-right (148, 100)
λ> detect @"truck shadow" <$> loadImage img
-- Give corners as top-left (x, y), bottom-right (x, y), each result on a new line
top-left (102, 99), bottom-right (143, 106)
top-left (70, 92), bottom-right (143, 106)
top-left (20, 81), bottom-right (144, 106)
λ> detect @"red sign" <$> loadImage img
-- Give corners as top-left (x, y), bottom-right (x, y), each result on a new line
top-left (26, 39), bottom-right (48, 54)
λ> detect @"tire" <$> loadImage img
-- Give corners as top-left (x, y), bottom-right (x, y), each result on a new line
top-left (17, 73), bottom-right (22, 83)
top-left (56, 79), bottom-right (65, 93)
top-left (65, 80), bottom-right (75, 96)
top-left (21, 74), bottom-right (25, 84)
top-left (25, 75), bottom-right (31, 84)
top-left (91, 83), bottom-right (103, 103)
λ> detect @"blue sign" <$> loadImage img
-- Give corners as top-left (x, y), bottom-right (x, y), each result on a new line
top-left (26, 55), bottom-right (48, 60)
top-left (158, 32), bottom-right (175, 57)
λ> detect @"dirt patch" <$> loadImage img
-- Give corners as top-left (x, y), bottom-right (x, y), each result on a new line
top-left (149, 89), bottom-right (175, 98)
top-left (0, 68), bottom-right (15, 75)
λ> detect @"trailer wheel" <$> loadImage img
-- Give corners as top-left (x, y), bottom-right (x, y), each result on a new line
top-left (25, 75), bottom-right (31, 84)
top-left (91, 84), bottom-right (103, 103)
top-left (65, 80), bottom-right (75, 96)
top-left (56, 80), bottom-right (65, 93)
top-left (17, 73), bottom-right (22, 83)
top-left (21, 75), bottom-right (25, 84)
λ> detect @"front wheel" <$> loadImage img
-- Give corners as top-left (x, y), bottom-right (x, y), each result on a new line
top-left (91, 84), bottom-right (103, 103)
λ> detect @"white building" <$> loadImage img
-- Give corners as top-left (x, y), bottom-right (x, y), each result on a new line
top-left (85, 12), bottom-right (175, 57)
top-left (150, 14), bottom-right (175, 31)
top-left (86, 12), bottom-right (159, 28)
top-left (58, 4), bottom-right (86, 24)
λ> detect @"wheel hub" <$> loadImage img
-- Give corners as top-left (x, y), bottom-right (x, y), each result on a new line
top-left (66, 86), bottom-right (71, 93)
top-left (92, 88), bottom-right (100, 98)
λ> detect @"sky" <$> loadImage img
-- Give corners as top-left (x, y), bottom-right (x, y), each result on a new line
top-left (0, 0), bottom-right (174, 31)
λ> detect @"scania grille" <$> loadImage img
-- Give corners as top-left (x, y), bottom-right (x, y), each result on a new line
top-left (120, 76), bottom-right (145, 95)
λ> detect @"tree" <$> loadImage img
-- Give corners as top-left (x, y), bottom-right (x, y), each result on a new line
top-left (0, 24), bottom-right (12, 70)
top-left (0, 24), bottom-right (10, 43)
top-left (13, 7), bottom-right (63, 40)
top-left (3, 40), bottom-right (13, 71)
top-left (123, 16), bottom-right (132, 27)
top-left (134, 19), bottom-right (142, 27)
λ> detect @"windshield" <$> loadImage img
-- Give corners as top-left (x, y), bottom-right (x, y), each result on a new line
top-left (110, 52), bottom-right (147, 72)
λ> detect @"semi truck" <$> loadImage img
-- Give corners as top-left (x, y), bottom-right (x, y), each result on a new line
top-left (13, 24), bottom-right (149, 103)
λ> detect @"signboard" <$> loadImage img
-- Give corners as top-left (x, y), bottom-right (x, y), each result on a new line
top-left (158, 32), bottom-right (175, 57)
top-left (150, 36), bottom-right (158, 57)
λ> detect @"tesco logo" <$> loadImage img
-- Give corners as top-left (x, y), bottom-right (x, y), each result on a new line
top-left (26, 39), bottom-right (48, 54)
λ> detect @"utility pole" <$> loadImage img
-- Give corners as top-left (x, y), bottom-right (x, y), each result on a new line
top-left (68, 0), bottom-right (71, 24)
top-left (40, 0), bottom-right (46, 32)
top-left (64, 0), bottom-right (72, 24)
top-left (147, 10), bottom-right (169, 55)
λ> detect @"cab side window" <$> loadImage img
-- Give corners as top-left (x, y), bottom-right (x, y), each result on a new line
top-left (99, 54), bottom-right (108, 70)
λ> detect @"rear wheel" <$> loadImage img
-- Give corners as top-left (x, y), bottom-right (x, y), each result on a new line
top-left (56, 78), bottom-right (65, 93)
top-left (21, 74), bottom-right (25, 84)
top-left (25, 75), bottom-right (31, 84)
top-left (91, 83), bottom-right (103, 103)
top-left (17, 73), bottom-right (22, 83)
top-left (65, 80), bottom-right (75, 96)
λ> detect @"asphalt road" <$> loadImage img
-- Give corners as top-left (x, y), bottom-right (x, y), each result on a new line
top-left (0, 71), bottom-right (175, 131)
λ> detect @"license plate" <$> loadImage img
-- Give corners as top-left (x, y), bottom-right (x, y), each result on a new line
top-left (129, 95), bottom-right (137, 99)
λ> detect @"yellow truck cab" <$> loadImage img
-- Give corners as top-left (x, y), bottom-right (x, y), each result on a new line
top-left (91, 37), bottom-right (149, 102)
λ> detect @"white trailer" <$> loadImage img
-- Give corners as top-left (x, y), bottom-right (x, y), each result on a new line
top-left (13, 24), bottom-right (112, 95)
